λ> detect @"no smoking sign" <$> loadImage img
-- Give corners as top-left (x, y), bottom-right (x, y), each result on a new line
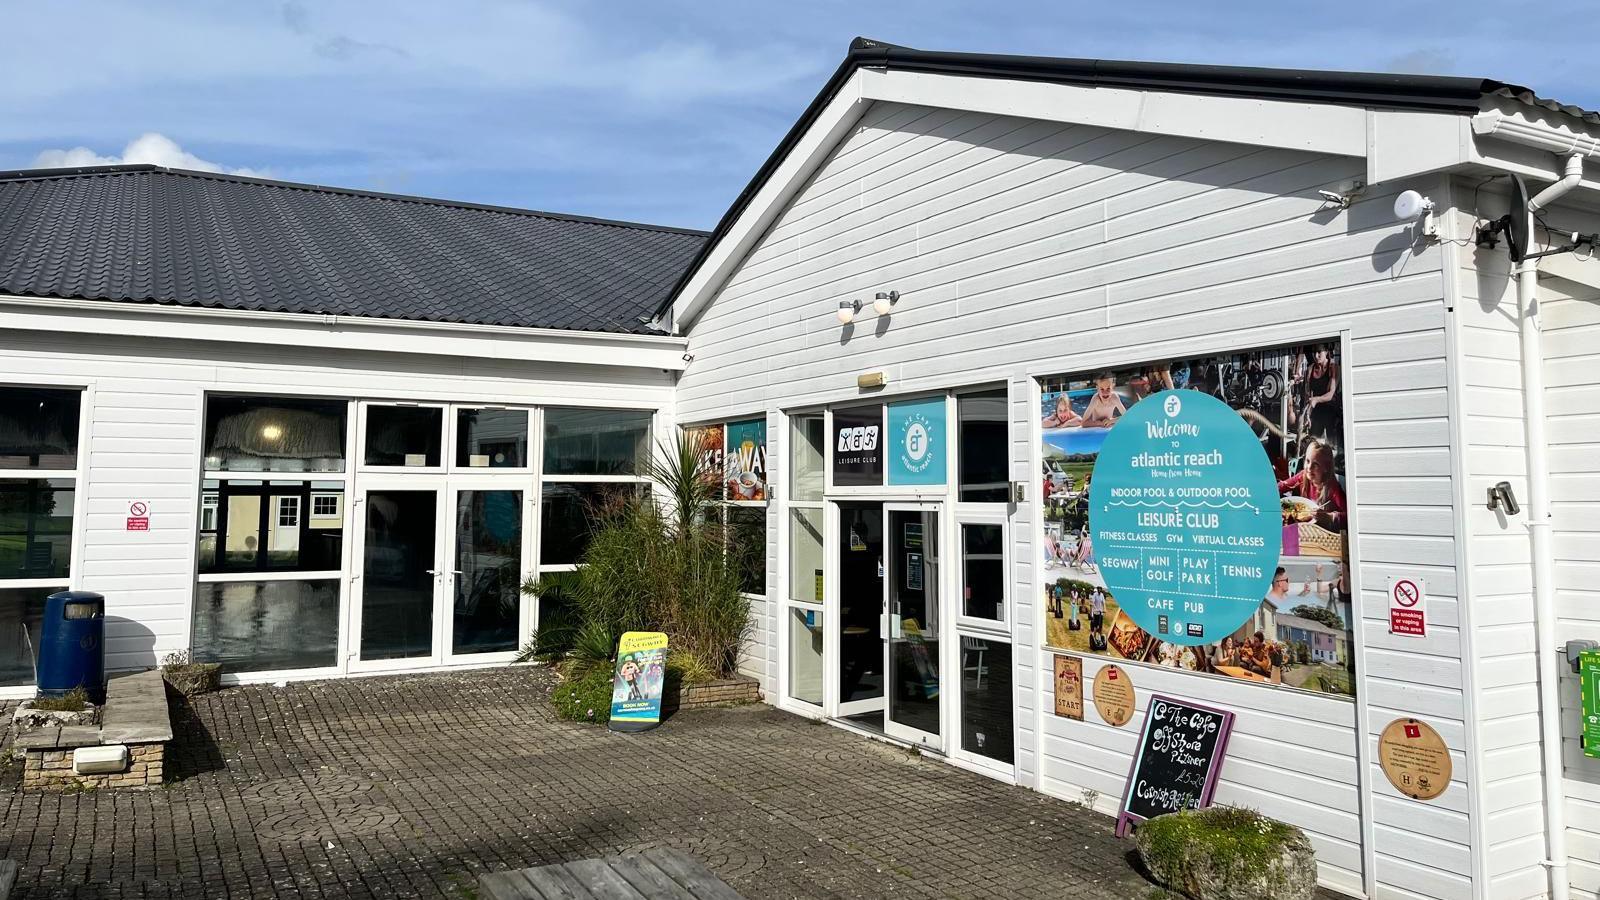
top-left (1388, 576), bottom-right (1427, 637)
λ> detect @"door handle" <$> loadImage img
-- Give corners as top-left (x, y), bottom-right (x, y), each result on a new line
top-left (425, 569), bottom-right (442, 576)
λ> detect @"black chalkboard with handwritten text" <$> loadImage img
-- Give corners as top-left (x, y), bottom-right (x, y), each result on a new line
top-left (1116, 695), bottom-right (1236, 836)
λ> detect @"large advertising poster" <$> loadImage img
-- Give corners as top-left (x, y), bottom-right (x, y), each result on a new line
top-left (1041, 342), bottom-right (1355, 698)
top-left (687, 423), bottom-right (725, 499)
top-left (725, 419), bottom-right (767, 501)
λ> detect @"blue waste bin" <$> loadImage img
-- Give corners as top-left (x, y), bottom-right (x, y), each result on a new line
top-left (37, 591), bottom-right (106, 705)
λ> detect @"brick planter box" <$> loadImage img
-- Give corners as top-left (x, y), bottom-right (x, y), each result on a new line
top-left (13, 670), bottom-right (172, 791)
top-left (668, 674), bottom-right (761, 710)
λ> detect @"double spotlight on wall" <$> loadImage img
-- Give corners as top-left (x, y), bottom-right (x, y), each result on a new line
top-left (836, 290), bottom-right (900, 325)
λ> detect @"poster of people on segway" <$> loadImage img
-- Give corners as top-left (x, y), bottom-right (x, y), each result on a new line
top-left (1040, 341), bottom-right (1355, 699)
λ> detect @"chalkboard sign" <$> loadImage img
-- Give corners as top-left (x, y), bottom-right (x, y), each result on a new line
top-left (1115, 694), bottom-right (1235, 836)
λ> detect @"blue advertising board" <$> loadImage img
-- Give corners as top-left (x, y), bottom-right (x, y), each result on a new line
top-left (1088, 391), bottom-right (1280, 646)
top-left (887, 397), bottom-right (946, 486)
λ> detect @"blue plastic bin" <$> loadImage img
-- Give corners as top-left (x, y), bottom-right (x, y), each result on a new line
top-left (36, 591), bottom-right (106, 704)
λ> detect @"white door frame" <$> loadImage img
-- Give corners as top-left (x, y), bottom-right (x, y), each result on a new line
top-left (349, 476), bottom-right (449, 672)
top-left (883, 501), bottom-right (944, 749)
top-left (830, 498), bottom-right (886, 720)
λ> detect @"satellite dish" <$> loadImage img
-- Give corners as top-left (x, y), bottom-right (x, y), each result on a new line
top-left (1506, 175), bottom-right (1531, 263)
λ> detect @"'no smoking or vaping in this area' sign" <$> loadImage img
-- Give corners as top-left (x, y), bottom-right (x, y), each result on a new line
top-left (1388, 576), bottom-right (1427, 637)
top-left (126, 500), bottom-right (150, 532)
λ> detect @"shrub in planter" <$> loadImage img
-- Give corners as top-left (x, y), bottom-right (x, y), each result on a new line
top-left (1135, 806), bottom-right (1316, 900)
top-left (160, 650), bottom-right (222, 697)
top-left (550, 665), bottom-right (614, 724)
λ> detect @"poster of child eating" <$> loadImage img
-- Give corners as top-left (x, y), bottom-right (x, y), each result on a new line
top-left (1041, 341), bottom-right (1355, 699)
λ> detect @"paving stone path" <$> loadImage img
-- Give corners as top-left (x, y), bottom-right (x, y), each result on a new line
top-left (0, 668), bottom-right (1152, 899)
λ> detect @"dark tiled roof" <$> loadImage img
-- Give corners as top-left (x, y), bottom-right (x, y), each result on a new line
top-left (0, 165), bottom-right (707, 334)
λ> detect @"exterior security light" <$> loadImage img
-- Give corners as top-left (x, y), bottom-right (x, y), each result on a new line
top-left (837, 299), bottom-right (861, 324)
top-left (873, 290), bottom-right (900, 316)
top-left (1393, 190), bottom-right (1434, 221)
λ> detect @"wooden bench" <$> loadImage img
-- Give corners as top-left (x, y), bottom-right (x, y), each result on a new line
top-left (479, 848), bottom-right (744, 900)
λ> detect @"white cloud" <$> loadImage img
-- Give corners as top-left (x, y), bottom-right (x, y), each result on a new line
top-left (30, 133), bottom-right (264, 177)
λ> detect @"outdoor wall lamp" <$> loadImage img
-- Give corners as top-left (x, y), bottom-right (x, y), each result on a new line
top-left (873, 290), bottom-right (900, 316)
top-left (836, 299), bottom-right (862, 324)
top-left (1487, 481), bottom-right (1520, 516)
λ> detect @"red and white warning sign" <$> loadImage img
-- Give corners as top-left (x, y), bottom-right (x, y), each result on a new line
top-left (126, 500), bottom-right (150, 532)
top-left (1388, 576), bottom-right (1427, 636)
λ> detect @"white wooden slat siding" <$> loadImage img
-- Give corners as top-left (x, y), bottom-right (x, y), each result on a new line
top-left (676, 101), bottom-right (1470, 898)
top-left (0, 330), bottom-right (675, 676)
top-left (1531, 192), bottom-right (1600, 899)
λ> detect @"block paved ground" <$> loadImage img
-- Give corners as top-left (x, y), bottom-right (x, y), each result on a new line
top-left (0, 667), bottom-right (1156, 899)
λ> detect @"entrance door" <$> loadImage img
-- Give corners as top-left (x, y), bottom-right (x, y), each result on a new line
top-left (353, 481), bottom-right (528, 669)
top-left (834, 501), bottom-right (885, 719)
top-left (885, 504), bottom-right (941, 747)
top-left (354, 484), bottom-right (444, 666)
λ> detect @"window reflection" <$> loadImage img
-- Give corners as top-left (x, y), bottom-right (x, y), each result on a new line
top-left (191, 579), bottom-right (340, 672)
top-left (365, 406), bottom-right (442, 467)
top-left (0, 387), bottom-right (81, 470)
top-left (543, 409), bottom-right (650, 476)
top-left (198, 481), bottom-right (343, 574)
top-left (204, 396), bottom-right (347, 473)
top-left (0, 479), bottom-right (74, 580)
top-left (457, 409), bottom-right (528, 469)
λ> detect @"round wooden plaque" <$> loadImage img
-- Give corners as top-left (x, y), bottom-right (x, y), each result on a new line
top-left (1092, 664), bottom-right (1136, 727)
top-left (1379, 718), bottom-right (1452, 801)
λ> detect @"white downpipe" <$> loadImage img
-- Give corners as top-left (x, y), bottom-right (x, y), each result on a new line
top-left (1516, 152), bottom-right (1582, 900)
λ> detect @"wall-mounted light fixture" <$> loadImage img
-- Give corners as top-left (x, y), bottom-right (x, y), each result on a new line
top-left (1393, 189), bottom-right (1438, 240)
top-left (837, 290), bottom-right (902, 325)
top-left (1487, 481), bottom-right (1520, 515)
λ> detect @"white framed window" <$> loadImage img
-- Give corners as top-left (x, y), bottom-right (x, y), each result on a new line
top-left (193, 393), bottom-right (352, 675)
top-left (0, 384), bottom-right (87, 688)
top-left (536, 407), bottom-right (654, 572)
top-left (780, 411), bottom-right (825, 710)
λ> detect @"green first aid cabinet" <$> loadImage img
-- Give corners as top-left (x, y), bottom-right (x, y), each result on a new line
top-left (1584, 649), bottom-right (1600, 760)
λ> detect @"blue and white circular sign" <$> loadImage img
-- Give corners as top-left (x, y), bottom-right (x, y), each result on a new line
top-left (1088, 390), bottom-right (1281, 646)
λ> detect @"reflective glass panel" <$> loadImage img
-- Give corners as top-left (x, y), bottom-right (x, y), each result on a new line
top-left (0, 479), bottom-right (74, 580)
top-left (456, 409), bottom-right (528, 469)
top-left (360, 489), bottom-right (437, 660)
top-left (958, 389), bottom-right (1009, 502)
top-left (0, 387), bottom-right (81, 470)
top-left (191, 579), bottom-right (340, 672)
top-left (542, 408), bottom-right (650, 476)
top-left (204, 395), bottom-right (347, 473)
top-left (365, 406), bottom-right (442, 467)
top-left (199, 481), bottom-right (343, 574)
top-left (728, 506), bottom-right (766, 596)
top-left (788, 607), bottom-right (824, 705)
top-left (0, 586), bottom-right (53, 685)
top-left (960, 638), bottom-right (1014, 764)
top-left (961, 522), bottom-right (1005, 621)
top-left (453, 490), bottom-right (522, 654)
top-left (539, 482), bottom-right (642, 565)
top-left (791, 415), bottom-right (825, 501)
top-left (789, 508), bottom-right (823, 605)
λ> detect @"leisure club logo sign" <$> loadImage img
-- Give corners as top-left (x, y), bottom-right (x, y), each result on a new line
top-left (832, 407), bottom-right (883, 486)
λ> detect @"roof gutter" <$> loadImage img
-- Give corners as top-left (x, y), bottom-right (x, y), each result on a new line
top-left (0, 294), bottom-right (690, 370)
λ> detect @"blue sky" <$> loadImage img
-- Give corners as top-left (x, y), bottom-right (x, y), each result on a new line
top-left (4, 1), bottom-right (1596, 230)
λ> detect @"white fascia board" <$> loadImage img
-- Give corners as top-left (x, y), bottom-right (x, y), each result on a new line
top-left (858, 68), bottom-right (1370, 157)
top-left (1366, 109), bottom-right (1475, 186)
top-left (0, 294), bottom-right (690, 371)
top-left (667, 71), bottom-right (873, 332)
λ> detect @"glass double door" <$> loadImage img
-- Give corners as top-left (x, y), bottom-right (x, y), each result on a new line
top-left (834, 501), bottom-right (941, 748)
top-left (352, 479), bottom-right (528, 668)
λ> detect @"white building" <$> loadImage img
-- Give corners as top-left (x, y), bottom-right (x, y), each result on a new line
top-left (5, 38), bottom-right (1600, 900)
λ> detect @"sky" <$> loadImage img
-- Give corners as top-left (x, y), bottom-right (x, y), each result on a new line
top-left (3, 1), bottom-right (1597, 231)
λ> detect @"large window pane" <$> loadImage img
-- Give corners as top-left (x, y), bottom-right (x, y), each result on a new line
top-left (543, 408), bottom-right (650, 476)
top-left (960, 638), bottom-right (1014, 764)
top-left (788, 607), bottom-right (824, 705)
top-left (191, 579), bottom-right (340, 672)
top-left (198, 481), bottom-right (343, 574)
top-left (959, 389), bottom-right (1009, 502)
top-left (453, 489), bottom-right (523, 654)
top-left (365, 406), bottom-right (442, 467)
top-left (539, 482), bottom-right (642, 565)
top-left (456, 409), bottom-right (528, 469)
top-left (204, 395), bottom-right (347, 473)
top-left (728, 506), bottom-right (766, 596)
top-left (0, 586), bottom-right (53, 685)
top-left (0, 387), bottom-right (81, 470)
top-left (0, 479), bottom-right (74, 580)
top-left (789, 508), bottom-right (823, 604)
top-left (961, 522), bottom-right (1005, 621)
top-left (791, 415), bottom-right (825, 502)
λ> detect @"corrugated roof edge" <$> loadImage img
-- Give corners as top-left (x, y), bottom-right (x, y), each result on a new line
top-left (0, 163), bottom-right (712, 238)
top-left (654, 36), bottom-right (1592, 325)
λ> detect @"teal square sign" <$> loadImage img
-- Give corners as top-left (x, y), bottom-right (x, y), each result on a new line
top-left (887, 397), bottom-right (946, 486)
